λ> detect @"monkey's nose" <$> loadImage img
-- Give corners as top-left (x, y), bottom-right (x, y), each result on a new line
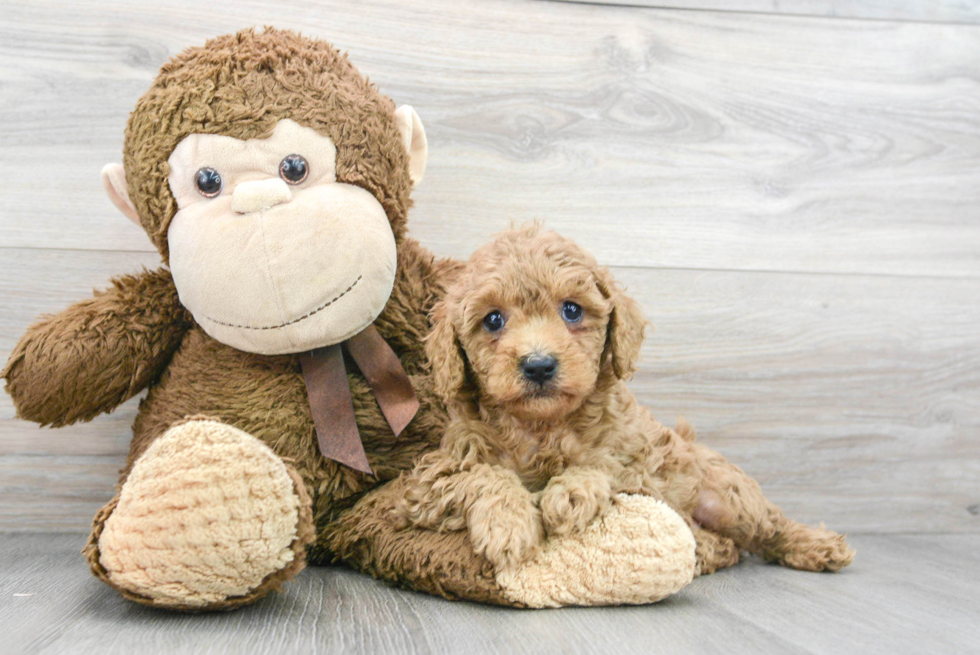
top-left (232, 178), bottom-right (292, 214)
top-left (521, 354), bottom-right (558, 385)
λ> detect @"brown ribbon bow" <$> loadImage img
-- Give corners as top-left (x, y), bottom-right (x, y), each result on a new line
top-left (299, 325), bottom-right (419, 475)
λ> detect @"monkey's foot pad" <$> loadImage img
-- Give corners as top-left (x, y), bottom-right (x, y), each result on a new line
top-left (94, 418), bottom-right (313, 610)
top-left (495, 495), bottom-right (696, 607)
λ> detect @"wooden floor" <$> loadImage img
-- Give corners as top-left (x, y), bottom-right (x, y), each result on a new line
top-left (1, 533), bottom-right (977, 655)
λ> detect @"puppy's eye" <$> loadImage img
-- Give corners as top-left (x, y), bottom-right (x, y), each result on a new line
top-left (561, 301), bottom-right (583, 323)
top-left (279, 155), bottom-right (309, 184)
top-left (483, 310), bottom-right (506, 333)
top-left (195, 167), bottom-right (222, 198)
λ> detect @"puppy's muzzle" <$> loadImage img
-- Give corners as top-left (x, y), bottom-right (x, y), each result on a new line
top-left (521, 354), bottom-right (558, 386)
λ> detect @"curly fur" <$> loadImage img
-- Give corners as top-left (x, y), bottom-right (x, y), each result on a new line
top-left (123, 28), bottom-right (414, 260)
top-left (394, 225), bottom-right (855, 576)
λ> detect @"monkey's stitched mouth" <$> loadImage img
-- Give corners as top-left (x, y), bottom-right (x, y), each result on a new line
top-left (200, 275), bottom-right (362, 330)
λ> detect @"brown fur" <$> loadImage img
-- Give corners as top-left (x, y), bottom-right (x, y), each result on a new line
top-left (394, 225), bottom-right (855, 576)
top-left (2, 268), bottom-right (191, 427)
top-left (122, 29), bottom-right (415, 259)
top-left (2, 29), bottom-right (519, 609)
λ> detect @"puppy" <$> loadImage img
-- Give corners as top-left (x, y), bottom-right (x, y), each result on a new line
top-left (394, 225), bottom-right (854, 575)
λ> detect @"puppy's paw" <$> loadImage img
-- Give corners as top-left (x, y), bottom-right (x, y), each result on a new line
top-left (388, 487), bottom-right (466, 532)
top-left (777, 525), bottom-right (856, 572)
top-left (763, 521), bottom-right (855, 573)
top-left (387, 501), bottom-right (413, 530)
top-left (468, 495), bottom-right (544, 570)
top-left (692, 527), bottom-right (741, 576)
top-left (539, 471), bottom-right (613, 537)
top-left (387, 480), bottom-right (428, 530)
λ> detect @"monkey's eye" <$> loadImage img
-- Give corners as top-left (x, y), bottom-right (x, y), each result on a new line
top-left (561, 301), bottom-right (583, 323)
top-left (483, 310), bottom-right (506, 333)
top-left (279, 155), bottom-right (309, 184)
top-left (194, 167), bottom-right (222, 198)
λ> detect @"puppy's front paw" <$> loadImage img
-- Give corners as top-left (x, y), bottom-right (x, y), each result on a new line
top-left (539, 471), bottom-right (613, 537)
top-left (468, 495), bottom-right (544, 570)
top-left (388, 485), bottom-right (465, 532)
top-left (387, 501), bottom-right (413, 530)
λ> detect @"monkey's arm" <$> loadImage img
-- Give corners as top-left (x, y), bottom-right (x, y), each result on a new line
top-left (2, 267), bottom-right (191, 427)
top-left (375, 238), bottom-right (464, 372)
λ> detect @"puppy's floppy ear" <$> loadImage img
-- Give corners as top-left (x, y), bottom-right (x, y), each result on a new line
top-left (425, 298), bottom-right (469, 405)
top-left (596, 267), bottom-right (648, 380)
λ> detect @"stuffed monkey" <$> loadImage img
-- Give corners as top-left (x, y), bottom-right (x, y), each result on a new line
top-left (2, 29), bottom-right (696, 610)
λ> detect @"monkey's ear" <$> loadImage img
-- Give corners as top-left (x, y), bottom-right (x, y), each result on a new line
top-left (424, 299), bottom-right (468, 405)
top-left (100, 163), bottom-right (141, 226)
top-left (395, 105), bottom-right (427, 187)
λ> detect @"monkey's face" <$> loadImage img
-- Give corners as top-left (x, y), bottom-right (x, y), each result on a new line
top-left (165, 119), bottom-right (397, 354)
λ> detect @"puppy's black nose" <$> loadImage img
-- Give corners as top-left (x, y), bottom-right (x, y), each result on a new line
top-left (521, 354), bottom-right (558, 385)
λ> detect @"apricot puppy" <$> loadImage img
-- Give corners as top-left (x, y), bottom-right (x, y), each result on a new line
top-left (394, 225), bottom-right (855, 576)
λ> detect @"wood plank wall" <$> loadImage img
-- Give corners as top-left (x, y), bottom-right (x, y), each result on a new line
top-left (1, 0), bottom-right (978, 533)
top-left (558, 1), bottom-right (980, 24)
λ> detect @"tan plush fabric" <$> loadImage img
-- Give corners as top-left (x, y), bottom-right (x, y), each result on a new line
top-left (166, 119), bottom-right (398, 355)
top-left (97, 419), bottom-right (307, 608)
top-left (495, 495), bottom-right (696, 608)
top-left (228, 178), bottom-right (292, 214)
top-left (394, 105), bottom-right (427, 186)
top-left (166, 120), bottom-right (340, 210)
top-left (100, 163), bottom-right (140, 224)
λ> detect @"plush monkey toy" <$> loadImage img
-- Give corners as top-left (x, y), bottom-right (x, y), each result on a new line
top-left (2, 29), bottom-right (696, 610)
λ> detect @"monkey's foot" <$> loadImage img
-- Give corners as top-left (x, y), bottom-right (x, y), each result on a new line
top-left (495, 495), bottom-right (696, 608)
top-left (86, 418), bottom-right (314, 610)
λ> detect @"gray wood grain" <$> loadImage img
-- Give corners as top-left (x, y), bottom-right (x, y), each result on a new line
top-left (1, 0), bottom-right (979, 277)
top-left (2, 248), bottom-right (978, 533)
top-left (552, 0), bottom-right (980, 25)
top-left (1, 533), bottom-right (977, 655)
